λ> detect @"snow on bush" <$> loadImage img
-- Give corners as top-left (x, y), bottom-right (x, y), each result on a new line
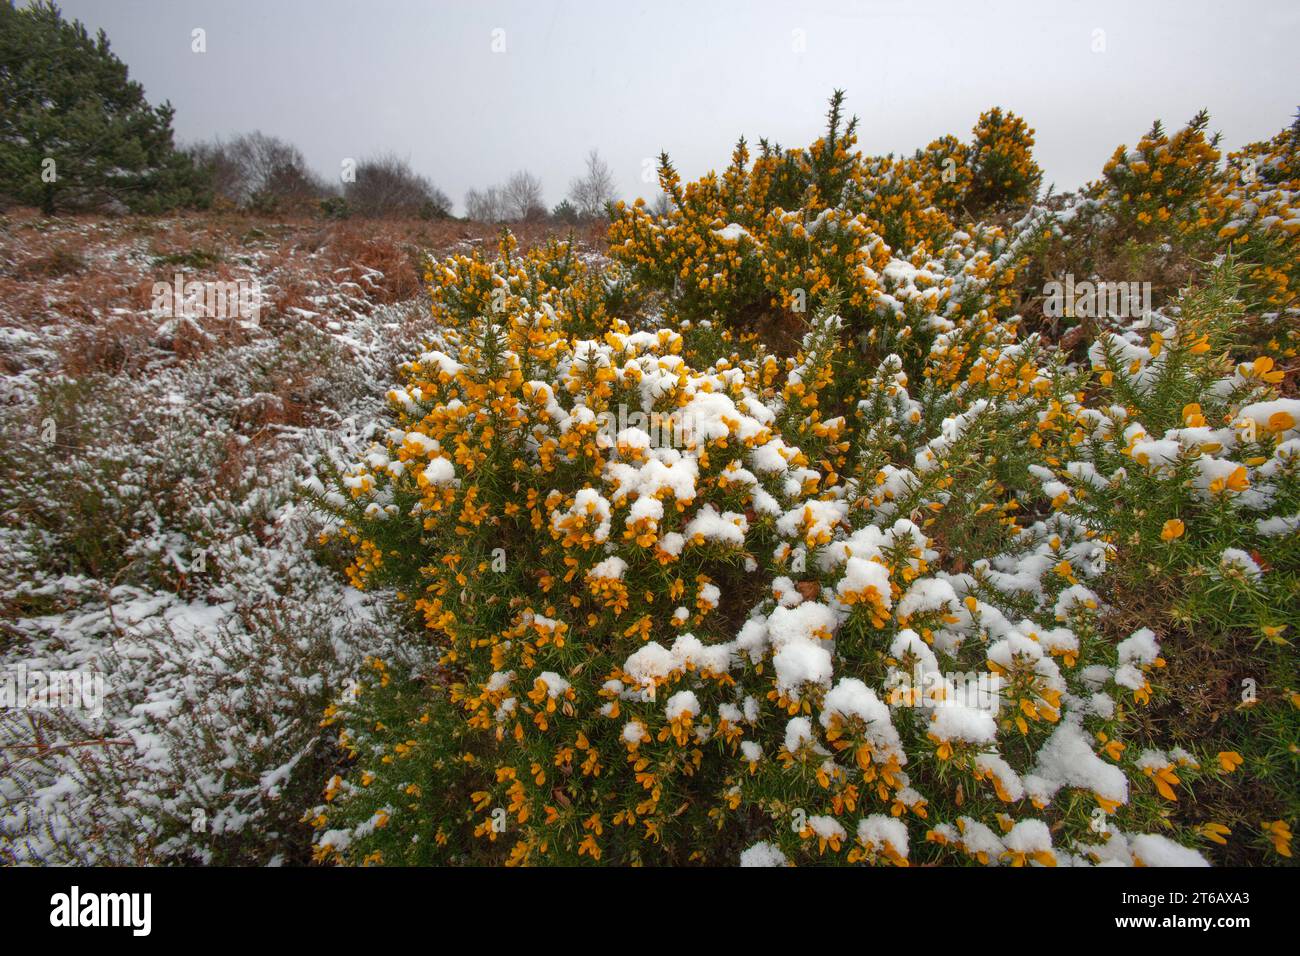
top-left (313, 99), bottom-right (1298, 865)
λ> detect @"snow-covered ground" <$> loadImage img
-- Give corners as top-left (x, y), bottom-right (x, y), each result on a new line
top-left (0, 213), bottom-right (491, 863)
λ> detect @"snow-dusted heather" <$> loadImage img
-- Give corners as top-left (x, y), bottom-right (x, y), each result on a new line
top-left (0, 218), bottom-right (459, 864)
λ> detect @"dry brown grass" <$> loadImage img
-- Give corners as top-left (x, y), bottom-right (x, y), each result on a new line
top-left (0, 207), bottom-right (600, 315)
top-left (0, 207), bottom-right (601, 380)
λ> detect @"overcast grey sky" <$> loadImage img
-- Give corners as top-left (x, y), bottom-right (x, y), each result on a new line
top-left (49, 0), bottom-right (1300, 214)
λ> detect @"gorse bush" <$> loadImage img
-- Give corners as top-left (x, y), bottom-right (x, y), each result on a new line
top-left (1038, 110), bottom-right (1299, 358)
top-left (313, 95), bottom-right (1298, 866)
top-left (966, 108), bottom-right (1043, 213)
top-left (605, 93), bottom-right (1043, 340)
top-left (1093, 111), bottom-right (1223, 237)
top-left (1207, 118), bottom-right (1300, 342)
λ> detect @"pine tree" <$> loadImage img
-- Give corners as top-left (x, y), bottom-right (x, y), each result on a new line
top-left (0, 1), bottom-right (205, 214)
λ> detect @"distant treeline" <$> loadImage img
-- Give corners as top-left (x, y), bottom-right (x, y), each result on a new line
top-left (186, 133), bottom-right (622, 224)
top-left (0, 1), bottom-right (622, 222)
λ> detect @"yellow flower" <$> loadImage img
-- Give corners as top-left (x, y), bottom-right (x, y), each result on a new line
top-left (1199, 822), bottom-right (1230, 845)
top-left (1217, 751), bottom-right (1243, 773)
top-left (1145, 764), bottom-right (1181, 801)
top-left (1095, 794), bottom-right (1122, 814)
top-left (1263, 820), bottom-right (1292, 858)
top-left (1249, 356), bottom-right (1285, 384)
top-left (1261, 624), bottom-right (1288, 645)
top-left (1160, 518), bottom-right (1185, 541)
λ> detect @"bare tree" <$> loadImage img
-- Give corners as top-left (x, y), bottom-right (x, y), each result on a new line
top-left (345, 153), bottom-right (450, 218)
top-left (231, 132), bottom-right (320, 206)
top-left (502, 170), bottom-right (546, 221)
top-left (185, 132), bottom-right (325, 209)
top-left (567, 149), bottom-right (617, 220)
top-left (185, 140), bottom-right (244, 206)
top-left (465, 186), bottom-right (505, 223)
top-left (258, 161), bottom-right (324, 208)
top-left (466, 172), bottom-right (546, 223)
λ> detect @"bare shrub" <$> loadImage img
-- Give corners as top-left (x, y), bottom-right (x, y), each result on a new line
top-left (186, 133), bottom-right (327, 211)
top-left (344, 154), bottom-right (450, 219)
